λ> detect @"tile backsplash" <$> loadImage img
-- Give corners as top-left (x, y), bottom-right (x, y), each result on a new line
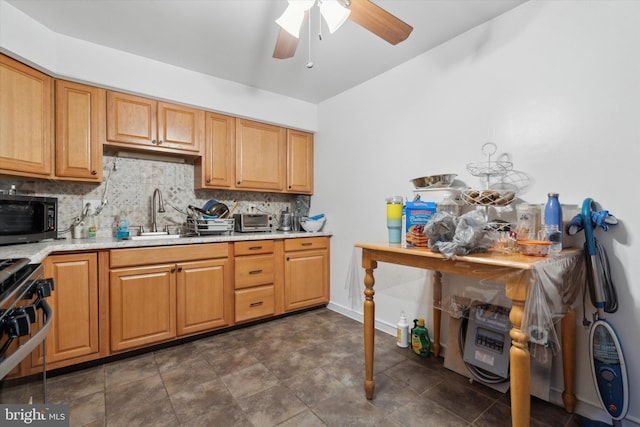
top-left (0, 151), bottom-right (310, 238)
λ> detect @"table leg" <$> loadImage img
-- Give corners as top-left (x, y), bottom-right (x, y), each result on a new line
top-left (507, 288), bottom-right (530, 427)
top-left (432, 271), bottom-right (442, 358)
top-left (561, 308), bottom-right (576, 413)
top-left (362, 253), bottom-right (377, 400)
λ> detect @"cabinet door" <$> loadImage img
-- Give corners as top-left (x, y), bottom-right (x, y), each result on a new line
top-left (55, 80), bottom-right (105, 181)
top-left (33, 253), bottom-right (99, 366)
top-left (0, 54), bottom-right (53, 177)
top-left (110, 264), bottom-right (176, 351)
top-left (195, 112), bottom-right (235, 189)
top-left (284, 248), bottom-right (329, 311)
top-left (157, 101), bottom-right (203, 153)
top-left (106, 91), bottom-right (156, 146)
top-left (176, 259), bottom-right (232, 336)
top-left (286, 129), bottom-right (314, 194)
top-left (235, 119), bottom-right (286, 191)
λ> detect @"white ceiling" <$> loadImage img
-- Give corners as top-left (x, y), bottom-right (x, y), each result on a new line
top-left (7, 0), bottom-right (527, 103)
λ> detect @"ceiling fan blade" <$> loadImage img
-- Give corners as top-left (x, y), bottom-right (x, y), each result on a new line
top-left (348, 0), bottom-right (413, 45)
top-left (273, 27), bottom-right (300, 59)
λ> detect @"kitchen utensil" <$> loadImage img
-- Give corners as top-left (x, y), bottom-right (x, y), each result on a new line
top-left (188, 205), bottom-right (208, 216)
top-left (410, 174), bottom-right (457, 189)
top-left (517, 240), bottom-right (551, 257)
top-left (280, 209), bottom-right (291, 231)
top-left (300, 216), bottom-right (325, 232)
top-left (195, 201), bottom-right (229, 218)
top-left (224, 201), bottom-right (240, 219)
top-left (208, 202), bottom-right (229, 218)
top-left (292, 212), bottom-right (301, 232)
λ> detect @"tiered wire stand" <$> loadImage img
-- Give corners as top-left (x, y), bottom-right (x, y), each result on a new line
top-left (463, 142), bottom-right (520, 252)
top-left (462, 142), bottom-right (516, 207)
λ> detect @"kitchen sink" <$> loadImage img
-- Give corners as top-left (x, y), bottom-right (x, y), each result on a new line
top-left (126, 231), bottom-right (182, 241)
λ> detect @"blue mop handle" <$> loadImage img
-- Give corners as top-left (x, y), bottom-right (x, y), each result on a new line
top-left (583, 198), bottom-right (605, 316)
top-left (582, 198), bottom-right (597, 256)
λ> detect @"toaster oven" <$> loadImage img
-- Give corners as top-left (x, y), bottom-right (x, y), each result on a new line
top-left (233, 214), bottom-right (272, 232)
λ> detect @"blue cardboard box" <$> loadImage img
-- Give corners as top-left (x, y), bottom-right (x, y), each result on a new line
top-left (405, 201), bottom-right (436, 247)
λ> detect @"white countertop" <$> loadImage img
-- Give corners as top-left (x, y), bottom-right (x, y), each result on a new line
top-left (0, 231), bottom-right (332, 263)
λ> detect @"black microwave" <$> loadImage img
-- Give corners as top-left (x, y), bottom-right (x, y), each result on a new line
top-left (0, 194), bottom-right (57, 245)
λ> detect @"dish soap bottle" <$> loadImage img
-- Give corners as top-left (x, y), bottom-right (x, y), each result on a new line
top-left (396, 311), bottom-right (409, 348)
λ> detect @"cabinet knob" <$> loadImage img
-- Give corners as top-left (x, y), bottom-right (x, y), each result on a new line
top-left (158, 140), bottom-right (163, 145)
top-left (171, 267), bottom-right (176, 273)
top-left (152, 139), bottom-right (157, 145)
top-left (288, 185), bottom-right (292, 189)
top-left (286, 257), bottom-right (290, 261)
top-left (177, 267), bottom-right (183, 272)
top-left (91, 170), bottom-right (97, 175)
top-left (237, 181), bottom-right (241, 185)
top-left (206, 178), bottom-right (211, 183)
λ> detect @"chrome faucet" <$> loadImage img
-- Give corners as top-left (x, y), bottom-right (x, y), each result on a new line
top-left (151, 188), bottom-right (166, 232)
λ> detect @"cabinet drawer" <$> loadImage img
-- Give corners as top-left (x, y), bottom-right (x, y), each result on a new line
top-left (234, 240), bottom-right (274, 256)
top-left (235, 255), bottom-right (275, 289)
top-left (284, 237), bottom-right (328, 252)
top-left (235, 285), bottom-right (274, 323)
top-left (111, 243), bottom-right (229, 268)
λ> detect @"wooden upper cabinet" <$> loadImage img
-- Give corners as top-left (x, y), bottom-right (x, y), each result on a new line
top-left (106, 91), bottom-right (203, 156)
top-left (157, 101), bottom-right (203, 152)
top-left (0, 54), bottom-right (53, 178)
top-left (106, 91), bottom-right (156, 145)
top-left (55, 80), bottom-right (105, 181)
top-left (235, 119), bottom-right (286, 191)
top-left (195, 112), bottom-right (235, 189)
top-left (286, 129), bottom-right (314, 194)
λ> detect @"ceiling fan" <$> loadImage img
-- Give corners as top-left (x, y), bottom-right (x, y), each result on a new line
top-left (273, 0), bottom-right (413, 60)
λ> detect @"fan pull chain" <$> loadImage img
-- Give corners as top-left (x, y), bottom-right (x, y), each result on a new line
top-left (306, 9), bottom-right (313, 68)
top-left (318, 0), bottom-right (323, 41)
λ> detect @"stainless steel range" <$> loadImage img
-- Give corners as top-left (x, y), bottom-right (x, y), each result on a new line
top-left (0, 258), bottom-right (54, 402)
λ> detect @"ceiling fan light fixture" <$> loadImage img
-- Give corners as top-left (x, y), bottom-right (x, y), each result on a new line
top-left (319, 0), bottom-right (351, 33)
top-left (276, 6), bottom-right (305, 37)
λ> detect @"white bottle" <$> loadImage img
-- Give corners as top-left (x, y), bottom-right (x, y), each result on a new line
top-left (397, 311), bottom-right (409, 348)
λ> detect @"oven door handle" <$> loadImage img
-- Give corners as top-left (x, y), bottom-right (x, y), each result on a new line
top-left (0, 298), bottom-right (53, 380)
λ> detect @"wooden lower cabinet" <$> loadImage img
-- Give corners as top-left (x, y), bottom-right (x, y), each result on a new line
top-left (31, 252), bottom-right (103, 371)
top-left (284, 237), bottom-right (330, 311)
top-left (177, 258), bottom-right (232, 336)
top-left (110, 264), bottom-right (177, 352)
top-left (109, 243), bottom-right (231, 352)
top-left (233, 240), bottom-right (281, 323)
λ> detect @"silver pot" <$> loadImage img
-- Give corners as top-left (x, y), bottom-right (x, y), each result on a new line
top-left (410, 174), bottom-right (457, 189)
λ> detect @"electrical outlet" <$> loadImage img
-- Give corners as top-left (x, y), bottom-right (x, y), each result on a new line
top-left (82, 199), bottom-right (101, 216)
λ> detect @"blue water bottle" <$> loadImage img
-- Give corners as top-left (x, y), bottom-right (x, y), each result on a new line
top-left (543, 193), bottom-right (563, 253)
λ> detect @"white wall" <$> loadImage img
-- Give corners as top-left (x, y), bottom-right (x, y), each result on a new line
top-left (315, 1), bottom-right (639, 424)
top-left (0, 0), bottom-right (318, 132)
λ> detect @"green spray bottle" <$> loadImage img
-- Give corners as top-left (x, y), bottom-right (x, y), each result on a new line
top-left (411, 318), bottom-right (431, 357)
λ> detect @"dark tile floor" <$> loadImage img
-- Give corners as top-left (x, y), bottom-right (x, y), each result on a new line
top-left (1, 308), bottom-right (582, 427)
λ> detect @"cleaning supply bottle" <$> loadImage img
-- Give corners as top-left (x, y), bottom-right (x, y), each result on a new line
top-left (396, 311), bottom-right (409, 348)
top-left (544, 193), bottom-right (563, 253)
top-left (411, 318), bottom-right (431, 357)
